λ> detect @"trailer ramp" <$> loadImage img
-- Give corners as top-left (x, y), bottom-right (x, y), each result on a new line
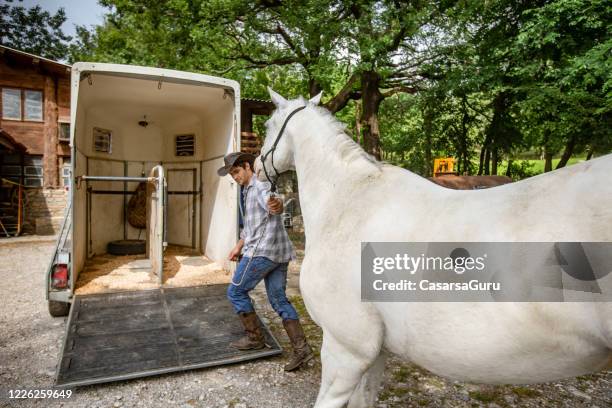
top-left (55, 284), bottom-right (282, 388)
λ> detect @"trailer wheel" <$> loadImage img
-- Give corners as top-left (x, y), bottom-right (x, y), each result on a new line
top-left (48, 300), bottom-right (70, 317)
top-left (107, 239), bottom-right (146, 255)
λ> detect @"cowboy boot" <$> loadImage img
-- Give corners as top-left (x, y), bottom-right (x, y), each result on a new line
top-left (282, 319), bottom-right (314, 371)
top-left (230, 312), bottom-right (266, 350)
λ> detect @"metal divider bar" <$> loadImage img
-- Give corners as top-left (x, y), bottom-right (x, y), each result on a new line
top-left (88, 190), bottom-right (199, 195)
top-left (79, 175), bottom-right (154, 182)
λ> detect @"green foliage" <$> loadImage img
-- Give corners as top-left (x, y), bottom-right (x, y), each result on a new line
top-left (509, 0), bottom-right (612, 159)
top-left (0, 0), bottom-right (72, 60)
top-left (66, 0), bottom-right (611, 179)
top-left (499, 160), bottom-right (539, 181)
top-left (70, 0), bottom-right (216, 70)
top-left (407, 0), bottom-right (612, 177)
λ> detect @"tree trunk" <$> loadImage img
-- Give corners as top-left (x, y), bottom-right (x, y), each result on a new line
top-left (491, 147), bottom-right (498, 175)
top-left (586, 146), bottom-right (594, 160)
top-left (542, 130), bottom-right (554, 172)
top-left (459, 96), bottom-right (469, 175)
top-left (354, 100), bottom-right (362, 145)
top-left (423, 104), bottom-right (434, 176)
top-left (308, 77), bottom-right (322, 98)
top-left (506, 159), bottom-right (513, 177)
top-left (425, 134), bottom-right (433, 176)
top-left (478, 146), bottom-right (486, 175)
top-left (555, 136), bottom-right (577, 169)
top-left (544, 150), bottom-right (553, 172)
top-left (324, 72), bottom-right (359, 114)
top-left (360, 71), bottom-right (384, 160)
top-left (478, 133), bottom-right (492, 176)
top-left (481, 92), bottom-right (509, 177)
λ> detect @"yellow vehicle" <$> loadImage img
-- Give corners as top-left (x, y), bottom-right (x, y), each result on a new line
top-left (433, 157), bottom-right (456, 177)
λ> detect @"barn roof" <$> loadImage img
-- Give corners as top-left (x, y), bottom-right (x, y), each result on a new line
top-left (0, 45), bottom-right (71, 77)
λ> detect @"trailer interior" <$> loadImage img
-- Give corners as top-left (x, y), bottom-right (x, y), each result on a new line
top-left (71, 70), bottom-right (239, 292)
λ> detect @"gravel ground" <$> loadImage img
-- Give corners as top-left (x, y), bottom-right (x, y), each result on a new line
top-left (0, 239), bottom-right (319, 408)
top-left (0, 238), bottom-right (610, 408)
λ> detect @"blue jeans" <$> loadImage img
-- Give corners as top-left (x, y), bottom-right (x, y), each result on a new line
top-left (227, 256), bottom-right (299, 321)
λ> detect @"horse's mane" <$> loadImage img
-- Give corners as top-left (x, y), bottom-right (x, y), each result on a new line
top-left (295, 97), bottom-right (382, 171)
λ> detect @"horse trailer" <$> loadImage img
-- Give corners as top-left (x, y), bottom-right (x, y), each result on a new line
top-left (45, 63), bottom-right (281, 388)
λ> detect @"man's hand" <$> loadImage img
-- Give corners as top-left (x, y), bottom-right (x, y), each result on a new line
top-left (228, 239), bottom-right (244, 261)
top-left (267, 196), bottom-right (284, 215)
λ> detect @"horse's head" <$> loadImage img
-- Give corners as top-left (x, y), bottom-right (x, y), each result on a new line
top-left (254, 87), bottom-right (322, 184)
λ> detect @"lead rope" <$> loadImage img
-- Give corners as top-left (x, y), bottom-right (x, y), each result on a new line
top-left (230, 188), bottom-right (275, 287)
top-left (230, 216), bottom-right (271, 286)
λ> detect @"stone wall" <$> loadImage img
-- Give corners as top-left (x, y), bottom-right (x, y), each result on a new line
top-left (23, 187), bottom-right (68, 235)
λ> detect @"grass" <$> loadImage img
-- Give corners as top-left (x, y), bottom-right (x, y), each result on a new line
top-left (392, 366), bottom-right (411, 383)
top-left (496, 157), bottom-right (585, 176)
top-left (227, 397), bottom-right (241, 407)
top-left (378, 387), bottom-right (410, 401)
top-left (511, 386), bottom-right (540, 398)
top-left (462, 156), bottom-right (587, 180)
top-left (468, 389), bottom-right (502, 403)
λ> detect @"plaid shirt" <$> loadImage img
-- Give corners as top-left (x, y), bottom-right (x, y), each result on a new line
top-left (240, 175), bottom-right (296, 263)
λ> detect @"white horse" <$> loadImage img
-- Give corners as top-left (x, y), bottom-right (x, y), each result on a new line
top-left (254, 89), bottom-right (612, 408)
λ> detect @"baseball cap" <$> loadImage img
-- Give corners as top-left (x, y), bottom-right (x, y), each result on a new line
top-left (217, 152), bottom-right (256, 176)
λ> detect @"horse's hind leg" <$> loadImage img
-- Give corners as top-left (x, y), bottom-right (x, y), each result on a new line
top-left (314, 331), bottom-right (383, 408)
top-left (347, 352), bottom-right (387, 408)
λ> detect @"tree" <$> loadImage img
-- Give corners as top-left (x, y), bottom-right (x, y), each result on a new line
top-left (407, 0), bottom-right (612, 178)
top-left (0, 0), bottom-right (71, 60)
top-left (510, 0), bottom-right (612, 168)
top-left (442, 1), bottom-right (539, 175)
top-left (70, 0), bottom-right (612, 177)
top-left (68, 0), bottom-right (314, 100)
top-left (72, 1), bottom-right (446, 159)
top-left (208, 1), bottom-right (452, 159)
top-left (69, 0), bottom-right (215, 70)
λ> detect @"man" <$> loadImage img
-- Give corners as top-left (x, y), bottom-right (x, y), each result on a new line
top-left (217, 152), bottom-right (313, 371)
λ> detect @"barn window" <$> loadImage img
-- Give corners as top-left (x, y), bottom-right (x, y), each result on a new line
top-left (175, 134), bottom-right (195, 156)
top-left (24, 90), bottom-right (43, 121)
top-left (1, 88), bottom-right (43, 121)
top-left (23, 155), bottom-right (43, 187)
top-left (93, 127), bottom-right (112, 153)
top-left (62, 158), bottom-right (71, 188)
top-left (2, 88), bottom-right (22, 120)
top-left (58, 122), bottom-right (70, 142)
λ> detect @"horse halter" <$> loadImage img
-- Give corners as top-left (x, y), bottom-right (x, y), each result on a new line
top-left (260, 105), bottom-right (306, 192)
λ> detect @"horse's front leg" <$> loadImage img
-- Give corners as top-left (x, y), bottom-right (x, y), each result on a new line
top-left (314, 327), bottom-right (384, 408)
top-left (300, 254), bottom-right (385, 407)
